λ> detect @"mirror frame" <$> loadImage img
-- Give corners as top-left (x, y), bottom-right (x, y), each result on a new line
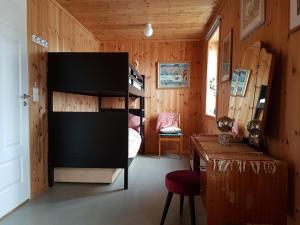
top-left (228, 42), bottom-right (275, 145)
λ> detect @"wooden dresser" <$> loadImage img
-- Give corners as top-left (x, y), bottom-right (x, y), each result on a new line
top-left (190, 135), bottom-right (288, 225)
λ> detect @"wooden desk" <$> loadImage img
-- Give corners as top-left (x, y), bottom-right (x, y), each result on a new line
top-left (190, 135), bottom-right (288, 225)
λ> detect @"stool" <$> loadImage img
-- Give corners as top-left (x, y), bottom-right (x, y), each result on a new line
top-left (160, 170), bottom-right (200, 225)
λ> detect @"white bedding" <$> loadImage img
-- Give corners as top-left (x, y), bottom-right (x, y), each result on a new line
top-left (128, 128), bottom-right (142, 158)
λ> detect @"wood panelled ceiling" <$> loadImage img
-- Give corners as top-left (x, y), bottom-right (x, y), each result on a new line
top-left (56, 0), bottom-right (219, 40)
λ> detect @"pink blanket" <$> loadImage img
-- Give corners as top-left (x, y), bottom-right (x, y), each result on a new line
top-left (232, 121), bottom-right (244, 140)
top-left (156, 113), bottom-right (179, 133)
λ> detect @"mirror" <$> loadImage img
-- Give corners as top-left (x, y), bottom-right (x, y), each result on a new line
top-left (254, 85), bottom-right (267, 120)
top-left (228, 42), bottom-right (274, 144)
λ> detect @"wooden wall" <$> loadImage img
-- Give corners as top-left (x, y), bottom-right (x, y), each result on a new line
top-left (28, 0), bottom-right (99, 197)
top-left (28, 0), bottom-right (203, 196)
top-left (200, 0), bottom-right (300, 224)
top-left (99, 40), bottom-right (203, 154)
top-left (26, 0), bottom-right (300, 223)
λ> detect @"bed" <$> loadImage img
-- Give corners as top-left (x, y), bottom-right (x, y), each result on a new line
top-left (128, 128), bottom-right (142, 158)
top-left (54, 128), bottom-right (142, 183)
top-left (48, 53), bottom-right (145, 188)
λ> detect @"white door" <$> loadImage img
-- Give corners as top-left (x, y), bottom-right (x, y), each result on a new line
top-left (0, 0), bottom-right (30, 218)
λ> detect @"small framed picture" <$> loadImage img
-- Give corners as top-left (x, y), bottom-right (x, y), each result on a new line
top-left (240, 0), bottom-right (265, 40)
top-left (221, 29), bottom-right (233, 82)
top-left (290, 0), bottom-right (300, 31)
top-left (231, 69), bottom-right (251, 97)
top-left (236, 69), bottom-right (251, 97)
top-left (157, 62), bottom-right (190, 89)
top-left (231, 70), bottom-right (239, 96)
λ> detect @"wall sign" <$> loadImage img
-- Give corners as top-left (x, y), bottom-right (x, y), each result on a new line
top-left (32, 34), bottom-right (48, 48)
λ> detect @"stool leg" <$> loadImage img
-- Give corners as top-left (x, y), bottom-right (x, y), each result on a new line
top-left (189, 195), bottom-right (196, 225)
top-left (180, 195), bottom-right (184, 215)
top-left (160, 192), bottom-right (173, 225)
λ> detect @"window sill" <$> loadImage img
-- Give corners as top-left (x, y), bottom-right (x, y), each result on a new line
top-left (205, 114), bottom-right (216, 120)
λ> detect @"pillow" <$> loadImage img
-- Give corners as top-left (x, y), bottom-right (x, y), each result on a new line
top-left (160, 126), bottom-right (181, 134)
top-left (128, 113), bottom-right (140, 132)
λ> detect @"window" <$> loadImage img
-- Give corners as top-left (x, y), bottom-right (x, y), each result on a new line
top-left (205, 25), bottom-right (220, 117)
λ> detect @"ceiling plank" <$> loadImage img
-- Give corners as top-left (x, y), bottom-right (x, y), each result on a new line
top-left (55, 0), bottom-right (219, 40)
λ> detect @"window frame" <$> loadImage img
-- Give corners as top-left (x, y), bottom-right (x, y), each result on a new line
top-left (205, 23), bottom-right (220, 118)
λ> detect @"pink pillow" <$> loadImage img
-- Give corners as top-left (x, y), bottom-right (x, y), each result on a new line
top-left (128, 113), bottom-right (140, 132)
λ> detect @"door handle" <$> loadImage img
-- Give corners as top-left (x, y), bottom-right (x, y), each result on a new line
top-left (20, 94), bottom-right (30, 100)
top-left (20, 94), bottom-right (30, 106)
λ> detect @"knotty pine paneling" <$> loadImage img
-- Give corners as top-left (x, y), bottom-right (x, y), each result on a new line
top-left (55, 0), bottom-right (218, 40)
top-left (28, 0), bottom-right (99, 197)
top-left (52, 92), bottom-right (99, 112)
top-left (99, 40), bottom-right (203, 155)
top-left (200, 0), bottom-right (300, 224)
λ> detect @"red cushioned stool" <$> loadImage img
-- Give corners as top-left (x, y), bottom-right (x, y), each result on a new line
top-left (160, 170), bottom-right (200, 225)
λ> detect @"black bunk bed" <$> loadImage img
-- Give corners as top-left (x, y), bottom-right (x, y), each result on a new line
top-left (47, 52), bottom-right (145, 189)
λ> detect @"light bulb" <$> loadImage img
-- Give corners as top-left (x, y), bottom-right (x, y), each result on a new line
top-left (144, 23), bottom-right (153, 38)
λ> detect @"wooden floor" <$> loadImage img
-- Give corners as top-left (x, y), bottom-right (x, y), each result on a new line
top-left (0, 155), bottom-right (206, 225)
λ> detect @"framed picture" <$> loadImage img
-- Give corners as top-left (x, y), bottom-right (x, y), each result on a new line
top-left (157, 62), bottom-right (190, 88)
top-left (221, 30), bottom-right (233, 82)
top-left (290, 0), bottom-right (300, 31)
top-left (240, 0), bottom-right (265, 40)
top-left (231, 70), bottom-right (239, 96)
top-left (231, 69), bottom-right (251, 97)
top-left (236, 69), bottom-right (251, 96)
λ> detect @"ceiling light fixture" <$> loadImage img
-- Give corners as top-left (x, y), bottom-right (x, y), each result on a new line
top-left (144, 23), bottom-right (153, 38)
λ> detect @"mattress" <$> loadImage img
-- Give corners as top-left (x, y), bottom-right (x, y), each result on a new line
top-left (128, 128), bottom-right (142, 158)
